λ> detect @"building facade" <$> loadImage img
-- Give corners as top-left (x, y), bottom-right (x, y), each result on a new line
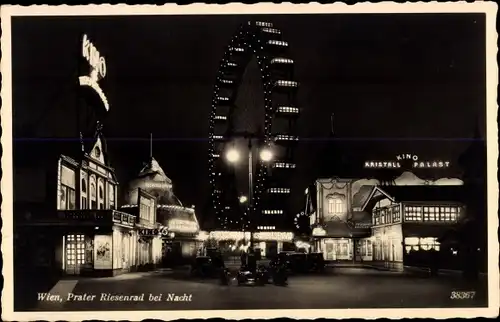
top-left (15, 135), bottom-right (164, 276)
top-left (122, 156), bottom-right (203, 265)
top-left (306, 172), bottom-right (465, 270)
top-left (365, 185), bottom-right (465, 270)
top-left (307, 177), bottom-right (375, 261)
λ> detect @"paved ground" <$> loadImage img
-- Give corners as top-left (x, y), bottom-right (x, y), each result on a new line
top-left (31, 267), bottom-right (488, 311)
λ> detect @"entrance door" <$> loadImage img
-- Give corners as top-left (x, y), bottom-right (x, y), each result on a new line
top-left (65, 234), bottom-right (85, 275)
top-left (325, 242), bottom-right (334, 261)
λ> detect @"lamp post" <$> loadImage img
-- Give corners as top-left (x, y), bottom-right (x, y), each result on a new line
top-left (226, 140), bottom-right (273, 250)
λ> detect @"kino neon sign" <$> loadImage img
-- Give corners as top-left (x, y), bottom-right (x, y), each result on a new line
top-left (78, 34), bottom-right (109, 111)
top-left (138, 226), bottom-right (173, 237)
top-left (364, 154), bottom-right (450, 169)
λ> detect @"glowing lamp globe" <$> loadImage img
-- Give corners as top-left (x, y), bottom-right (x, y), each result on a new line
top-left (260, 149), bottom-right (273, 162)
top-left (226, 149), bottom-right (240, 163)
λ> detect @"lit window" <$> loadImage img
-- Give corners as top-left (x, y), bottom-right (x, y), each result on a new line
top-left (404, 205), bottom-right (422, 221)
top-left (404, 237), bottom-right (440, 252)
top-left (328, 198), bottom-right (344, 215)
top-left (81, 179), bottom-right (87, 193)
top-left (392, 205), bottom-right (401, 222)
top-left (90, 183), bottom-right (96, 198)
top-left (59, 185), bottom-right (76, 210)
top-left (90, 182), bottom-right (97, 209)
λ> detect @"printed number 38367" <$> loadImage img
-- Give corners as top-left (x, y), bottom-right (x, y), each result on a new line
top-left (450, 291), bottom-right (476, 300)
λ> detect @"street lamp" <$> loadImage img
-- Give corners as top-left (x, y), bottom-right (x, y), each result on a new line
top-left (225, 149), bottom-right (240, 163)
top-left (259, 149), bottom-right (273, 162)
top-left (225, 143), bottom-right (273, 250)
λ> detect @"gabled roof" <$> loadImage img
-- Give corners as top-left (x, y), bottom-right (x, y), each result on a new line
top-left (85, 134), bottom-right (114, 168)
top-left (362, 185), bottom-right (466, 211)
top-left (352, 185), bottom-right (377, 209)
top-left (361, 186), bottom-right (395, 211)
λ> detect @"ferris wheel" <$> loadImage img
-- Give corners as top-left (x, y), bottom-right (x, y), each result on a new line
top-left (208, 21), bottom-right (300, 230)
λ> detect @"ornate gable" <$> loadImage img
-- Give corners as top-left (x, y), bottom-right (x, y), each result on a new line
top-left (88, 135), bottom-right (107, 165)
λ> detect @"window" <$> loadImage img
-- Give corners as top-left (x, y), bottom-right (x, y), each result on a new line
top-left (423, 206), bottom-right (437, 221)
top-left (99, 186), bottom-right (104, 209)
top-left (90, 183), bottom-right (97, 209)
top-left (404, 237), bottom-right (440, 253)
top-left (404, 205), bottom-right (422, 221)
top-left (109, 184), bottom-right (115, 210)
top-left (328, 197), bottom-right (344, 214)
top-left (387, 207), bottom-right (393, 223)
top-left (81, 197), bottom-right (88, 209)
top-left (422, 206), bottom-right (460, 222)
top-left (59, 185), bottom-right (76, 210)
top-left (81, 178), bottom-right (87, 209)
top-left (373, 209), bottom-right (381, 226)
top-left (392, 205), bottom-right (401, 222)
top-left (140, 203), bottom-right (152, 224)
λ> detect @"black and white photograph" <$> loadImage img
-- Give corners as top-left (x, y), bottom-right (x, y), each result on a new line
top-left (1, 3), bottom-right (498, 321)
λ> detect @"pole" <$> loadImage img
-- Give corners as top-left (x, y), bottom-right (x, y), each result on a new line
top-left (248, 139), bottom-right (254, 250)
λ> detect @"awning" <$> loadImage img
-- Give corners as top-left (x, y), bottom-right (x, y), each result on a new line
top-left (323, 220), bottom-right (371, 238)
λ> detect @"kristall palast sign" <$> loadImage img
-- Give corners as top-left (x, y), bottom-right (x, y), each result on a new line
top-left (79, 34), bottom-right (109, 111)
top-left (364, 154), bottom-right (451, 169)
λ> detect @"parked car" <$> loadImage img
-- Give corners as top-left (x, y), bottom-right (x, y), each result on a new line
top-left (271, 252), bottom-right (308, 274)
top-left (307, 252), bottom-right (326, 272)
top-left (236, 265), bottom-right (267, 286)
top-left (190, 256), bottom-right (225, 278)
top-left (257, 264), bottom-right (271, 283)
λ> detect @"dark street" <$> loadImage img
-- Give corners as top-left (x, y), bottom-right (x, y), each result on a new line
top-left (34, 268), bottom-right (488, 311)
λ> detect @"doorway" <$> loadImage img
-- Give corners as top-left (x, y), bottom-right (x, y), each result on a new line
top-left (65, 234), bottom-right (85, 275)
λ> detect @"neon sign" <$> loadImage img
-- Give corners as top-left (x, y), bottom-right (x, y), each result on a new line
top-left (312, 227), bottom-right (326, 237)
top-left (82, 34), bottom-right (107, 80)
top-left (79, 34), bottom-right (109, 111)
top-left (168, 219), bottom-right (199, 234)
top-left (144, 182), bottom-right (172, 190)
top-left (364, 154), bottom-right (450, 169)
top-left (253, 231), bottom-right (294, 242)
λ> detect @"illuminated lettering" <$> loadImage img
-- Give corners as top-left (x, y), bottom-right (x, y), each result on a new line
top-left (79, 34), bottom-right (109, 111)
top-left (168, 219), bottom-right (199, 234)
top-left (366, 154), bottom-right (449, 169)
top-left (82, 34), bottom-right (106, 80)
top-left (78, 76), bottom-right (109, 111)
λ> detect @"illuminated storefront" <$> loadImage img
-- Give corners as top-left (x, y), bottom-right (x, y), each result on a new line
top-left (307, 178), bottom-right (375, 261)
top-left (119, 189), bottom-right (163, 271)
top-left (305, 173), bottom-right (465, 267)
top-left (361, 185), bottom-right (464, 270)
top-left (13, 33), bottom-right (161, 277)
top-left (123, 155), bottom-right (202, 265)
top-left (15, 135), bottom-right (142, 277)
top-left (207, 230), bottom-right (294, 257)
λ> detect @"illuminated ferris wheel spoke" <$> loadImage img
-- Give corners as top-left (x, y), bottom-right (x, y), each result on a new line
top-left (208, 21), bottom-right (300, 230)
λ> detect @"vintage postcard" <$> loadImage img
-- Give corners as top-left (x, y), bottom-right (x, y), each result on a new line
top-left (1, 2), bottom-right (499, 321)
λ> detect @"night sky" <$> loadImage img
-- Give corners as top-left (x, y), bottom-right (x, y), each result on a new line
top-left (11, 13), bottom-right (486, 224)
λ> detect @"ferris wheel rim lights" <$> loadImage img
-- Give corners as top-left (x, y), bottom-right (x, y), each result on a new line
top-left (208, 21), bottom-right (299, 229)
